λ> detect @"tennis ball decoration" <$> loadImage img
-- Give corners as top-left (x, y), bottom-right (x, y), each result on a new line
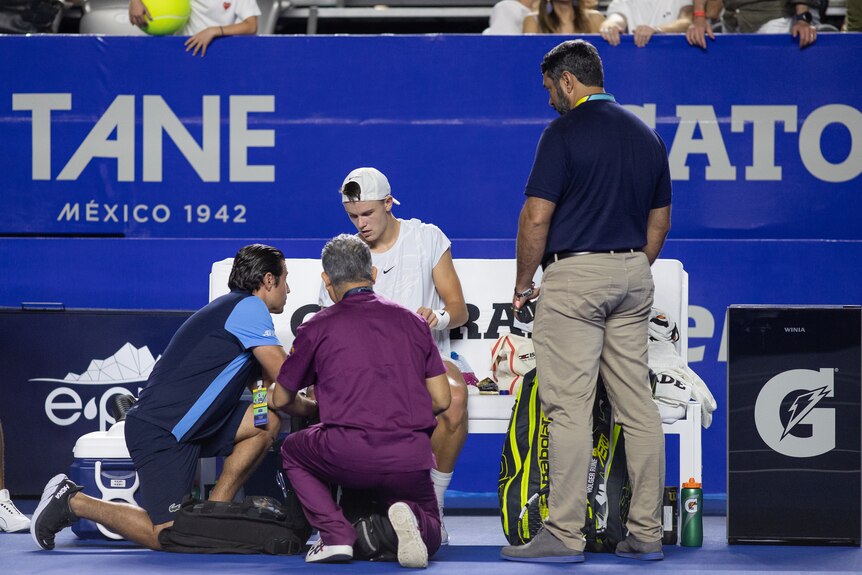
top-left (141, 0), bottom-right (191, 36)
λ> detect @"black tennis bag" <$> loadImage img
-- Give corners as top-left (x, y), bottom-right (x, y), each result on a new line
top-left (582, 382), bottom-right (632, 552)
top-left (498, 368), bottom-right (631, 552)
top-left (158, 495), bottom-right (310, 555)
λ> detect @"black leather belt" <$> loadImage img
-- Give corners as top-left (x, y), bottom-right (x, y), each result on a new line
top-left (542, 248), bottom-right (641, 270)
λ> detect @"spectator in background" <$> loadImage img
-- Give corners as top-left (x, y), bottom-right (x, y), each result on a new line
top-left (686, 0), bottom-right (818, 48)
top-left (523, 0), bottom-right (604, 34)
top-left (845, 0), bottom-right (861, 31)
top-left (599, 0), bottom-right (694, 47)
top-left (0, 420), bottom-right (30, 533)
top-left (484, 0), bottom-right (538, 34)
top-left (0, 0), bottom-right (63, 34)
top-left (128, 0), bottom-right (260, 57)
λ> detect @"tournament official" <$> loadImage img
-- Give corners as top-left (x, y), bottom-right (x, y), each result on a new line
top-left (503, 40), bottom-right (672, 563)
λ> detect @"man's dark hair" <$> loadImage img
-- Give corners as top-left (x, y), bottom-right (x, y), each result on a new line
top-left (321, 234), bottom-right (373, 289)
top-left (541, 40), bottom-right (604, 88)
top-left (228, 244), bottom-right (285, 292)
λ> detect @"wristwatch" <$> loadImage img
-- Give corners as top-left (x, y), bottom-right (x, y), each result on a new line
top-left (514, 284), bottom-right (535, 299)
top-left (794, 11), bottom-right (813, 24)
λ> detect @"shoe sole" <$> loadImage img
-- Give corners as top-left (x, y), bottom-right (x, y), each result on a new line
top-left (500, 552), bottom-right (585, 563)
top-left (388, 503), bottom-right (428, 568)
top-left (30, 474), bottom-right (69, 550)
top-left (616, 550), bottom-right (664, 561)
top-left (306, 551), bottom-right (354, 563)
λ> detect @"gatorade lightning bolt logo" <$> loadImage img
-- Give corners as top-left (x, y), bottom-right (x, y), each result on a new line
top-left (754, 369), bottom-right (836, 458)
top-left (781, 385), bottom-right (830, 440)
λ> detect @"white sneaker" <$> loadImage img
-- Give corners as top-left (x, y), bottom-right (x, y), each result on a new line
top-left (388, 502), bottom-right (428, 568)
top-left (440, 510), bottom-right (449, 546)
top-left (0, 489), bottom-right (30, 533)
top-left (305, 538), bottom-right (353, 563)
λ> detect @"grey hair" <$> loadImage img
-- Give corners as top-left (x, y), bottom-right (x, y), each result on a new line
top-left (321, 234), bottom-right (374, 288)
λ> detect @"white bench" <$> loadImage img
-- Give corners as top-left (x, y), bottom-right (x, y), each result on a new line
top-left (209, 257), bottom-right (701, 486)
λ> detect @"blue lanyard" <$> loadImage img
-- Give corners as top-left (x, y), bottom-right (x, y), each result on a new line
top-left (574, 93), bottom-right (616, 108)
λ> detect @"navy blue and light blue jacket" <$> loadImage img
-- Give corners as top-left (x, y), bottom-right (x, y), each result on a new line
top-left (130, 291), bottom-right (280, 442)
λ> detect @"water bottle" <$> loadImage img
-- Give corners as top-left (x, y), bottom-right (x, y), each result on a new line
top-left (680, 477), bottom-right (703, 547)
top-left (661, 486), bottom-right (678, 545)
top-left (450, 351), bottom-right (480, 386)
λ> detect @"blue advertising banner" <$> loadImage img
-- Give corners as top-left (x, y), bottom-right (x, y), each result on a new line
top-left (0, 309), bottom-right (192, 495)
top-left (1, 34), bottom-right (860, 500)
top-left (1, 35), bottom-right (860, 240)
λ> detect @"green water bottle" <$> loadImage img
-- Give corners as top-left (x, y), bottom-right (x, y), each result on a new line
top-left (680, 477), bottom-right (703, 547)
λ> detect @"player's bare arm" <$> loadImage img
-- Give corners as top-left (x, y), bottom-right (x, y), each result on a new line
top-left (421, 248), bottom-right (467, 329)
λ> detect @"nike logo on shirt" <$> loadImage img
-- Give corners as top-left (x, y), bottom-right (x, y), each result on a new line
top-left (383, 266), bottom-right (396, 274)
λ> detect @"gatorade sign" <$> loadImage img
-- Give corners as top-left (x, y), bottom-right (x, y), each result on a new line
top-left (727, 306), bottom-right (861, 544)
top-left (754, 368), bottom-right (836, 458)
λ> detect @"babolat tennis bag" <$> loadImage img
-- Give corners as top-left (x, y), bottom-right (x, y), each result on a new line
top-left (498, 367), bottom-right (550, 546)
top-left (158, 495), bottom-right (310, 555)
top-left (498, 369), bottom-right (631, 552)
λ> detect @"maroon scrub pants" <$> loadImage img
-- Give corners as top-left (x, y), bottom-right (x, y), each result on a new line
top-left (281, 424), bottom-right (442, 554)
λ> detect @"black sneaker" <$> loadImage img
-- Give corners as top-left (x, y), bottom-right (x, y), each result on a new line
top-left (30, 474), bottom-right (83, 550)
top-left (353, 514), bottom-right (398, 562)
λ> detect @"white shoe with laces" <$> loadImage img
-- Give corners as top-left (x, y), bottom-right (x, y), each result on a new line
top-left (0, 489), bottom-right (30, 533)
top-left (305, 538), bottom-right (353, 563)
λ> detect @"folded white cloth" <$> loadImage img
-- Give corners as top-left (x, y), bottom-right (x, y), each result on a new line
top-left (648, 308), bottom-right (717, 429)
top-left (649, 338), bottom-right (717, 429)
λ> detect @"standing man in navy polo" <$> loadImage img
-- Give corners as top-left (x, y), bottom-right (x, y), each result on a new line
top-left (503, 40), bottom-right (672, 563)
top-left (31, 244), bottom-right (318, 551)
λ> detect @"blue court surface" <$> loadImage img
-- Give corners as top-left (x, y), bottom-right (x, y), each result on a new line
top-left (2, 508), bottom-right (860, 575)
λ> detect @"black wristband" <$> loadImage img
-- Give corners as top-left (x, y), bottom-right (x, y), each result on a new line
top-left (794, 11), bottom-right (813, 24)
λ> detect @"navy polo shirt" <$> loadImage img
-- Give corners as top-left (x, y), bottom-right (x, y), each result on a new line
top-left (129, 291), bottom-right (280, 443)
top-left (525, 98), bottom-right (672, 254)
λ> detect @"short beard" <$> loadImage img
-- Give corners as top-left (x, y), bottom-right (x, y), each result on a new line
top-left (553, 83), bottom-right (571, 115)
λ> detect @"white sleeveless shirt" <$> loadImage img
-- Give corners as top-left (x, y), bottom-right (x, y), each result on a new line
top-left (319, 218), bottom-right (452, 356)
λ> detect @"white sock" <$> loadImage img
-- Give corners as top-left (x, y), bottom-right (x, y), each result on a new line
top-left (430, 469), bottom-right (453, 512)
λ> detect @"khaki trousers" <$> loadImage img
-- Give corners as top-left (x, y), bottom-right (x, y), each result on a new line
top-left (533, 251), bottom-right (665, 548)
